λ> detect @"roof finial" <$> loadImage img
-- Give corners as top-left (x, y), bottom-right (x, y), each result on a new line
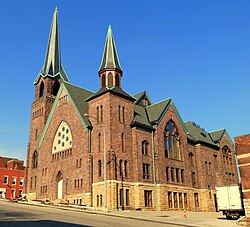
top-left (98, 25), bottom-right (122, 73)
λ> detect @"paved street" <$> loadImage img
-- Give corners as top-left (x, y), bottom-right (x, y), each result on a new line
top-left (0, 200), bottom-right (238, 227)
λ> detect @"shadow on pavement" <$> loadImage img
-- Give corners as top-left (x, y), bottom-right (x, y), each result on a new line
top-left (0, 220), bottom-right (93, 227)
top-left (0, 210), bottom-right (37, 220)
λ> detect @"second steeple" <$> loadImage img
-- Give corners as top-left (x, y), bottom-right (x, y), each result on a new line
top-left (98, 25), bottom-right (123, 88)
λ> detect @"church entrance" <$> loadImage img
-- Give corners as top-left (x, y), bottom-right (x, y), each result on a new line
top-left (56, 171), bottom-right (63, 199)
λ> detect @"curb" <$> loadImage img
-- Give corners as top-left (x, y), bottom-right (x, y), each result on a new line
top-left (13, 200), bottom-right (198, 227)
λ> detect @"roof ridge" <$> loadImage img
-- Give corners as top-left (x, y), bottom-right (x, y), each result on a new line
top-left (63, 81), bottom-right (94, 94)
top-left (146, 98), bottom-right (171, 108)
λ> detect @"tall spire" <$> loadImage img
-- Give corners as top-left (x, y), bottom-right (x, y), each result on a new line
top-left (98, 25), bottom-right (122, 73)
top-left (34, 7), bottom-right (69, 85)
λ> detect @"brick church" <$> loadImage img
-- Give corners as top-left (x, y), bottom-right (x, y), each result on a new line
top-left (25, 8), bottom-right (239, 211)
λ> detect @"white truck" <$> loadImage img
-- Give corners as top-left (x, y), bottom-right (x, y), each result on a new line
top-left (216, 184), bottom-right (245, 219)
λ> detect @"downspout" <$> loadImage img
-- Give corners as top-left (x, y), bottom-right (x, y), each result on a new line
top-left (88, 127), bottom-right (93, 207)
top-left (151, 126), bottom-right (158, 210)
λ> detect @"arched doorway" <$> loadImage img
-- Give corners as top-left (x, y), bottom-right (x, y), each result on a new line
top-left (56, 171), bottom-right (63, 199)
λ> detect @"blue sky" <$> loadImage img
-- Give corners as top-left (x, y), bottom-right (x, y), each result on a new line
top-left (1, 0), bottom-right (250, 162)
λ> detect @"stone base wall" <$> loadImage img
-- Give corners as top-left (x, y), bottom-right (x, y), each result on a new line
top-left (92, 181), bottom-right (217, 212)
top-left (243, 199), bottom-right (250, 217)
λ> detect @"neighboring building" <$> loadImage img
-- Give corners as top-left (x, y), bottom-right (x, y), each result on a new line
top-left (235, 134), bottom-right (250, 218)
top-left (25, 8), bottom-right (238, 212)
top-left (0, 157), bottom-right (25, 199)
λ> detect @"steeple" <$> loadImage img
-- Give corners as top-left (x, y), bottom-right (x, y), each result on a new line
top-left (98, 25), bottom-right (123, 88)
top-left (34, 7), bottom-right (69, 85)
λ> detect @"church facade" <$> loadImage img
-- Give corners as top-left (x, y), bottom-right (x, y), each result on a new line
top-left (25, 8), bottom-right (238, 212)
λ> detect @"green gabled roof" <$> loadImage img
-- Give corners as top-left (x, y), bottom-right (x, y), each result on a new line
top-left (134, 91), bottom-right (152, 105)
top-left (134, 91), bottom-right (145, 101)
top-left (38, 82), bottom-right (93, 147)
top-left (85, 86), bottom-right (135, 102)
top-left (131, 105), bottom-right (153, 130)
top-left (34, 7), bottom-right (69, 85)
top-left (98, 25), bottom-right (122, 73)
top-left (146, 99), bottom-right (171, 123)
top-left (185, 121), bottom-right (218, 148)
top-left (209, 129), bottom-right (225, 143)
top-left (63, 82), bottom-right (93, 127)
top-left (209, 129), bottom-right (234, 148)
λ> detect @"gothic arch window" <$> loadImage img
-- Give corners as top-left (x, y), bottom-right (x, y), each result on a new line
top-left (222, 145), bottom-right (232, 168)
top-left (52, 121), bottom-right (73, 153)
top-left (124, 160), bottom-right (128, 177)
top-left (32, 151), bottom-right (38, 168)
top-left (115, 74), bottom-right (120, 87)
top-left (52, 80), bottom-right (60, 96)
top-left (118, 105), bottom-right (121, 122)
top-left (56, 171), bottom-right (63, 181)
top-left (98, 160), bottom-right (102, 177)
top-left (100, 105), bottom-right (103, 122)
top-left (119, 159), bottom-right (123, 176)
top-left (39, 81), bottom-right (44, 97)
top-left (164, 120), bottom-right (181, 160)
top-left (107, 72), bottom-right (113, 87)
top-left (142, 140), bottom-right (149, 155)
top-left (122, 106), bottom-right (125, 123)
top-left (121, 133), bottom-right (125, 152)
top-left (97, 106), bottom-right (99, 123)
top-left (102, 74), bottom-right (106, 87)
top-left (188, 152), bottom-right (194, 167)
top-left (98, 133), bottom-right (101, 152)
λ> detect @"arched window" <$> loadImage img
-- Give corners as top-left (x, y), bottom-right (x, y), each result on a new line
top-left (100, 105), bottom-right (103, 122)
top-left (142, 140), bottom-right (149, 155)
top-left (118, 105), bottom-right (121, 122)
top-left (121, 133), bottom-right (125, 152)
top-left (122, 106), bottom-right (125, 123)
top-left (164, 120), bottom-right (181, 160)
top-left (119, 159), bottom-right (123, 176)
top-left (32, 151), bottom-right (38, 168)
top-left (102, 74), bottom-right (106, 87)
top-left (222, 145), bottom-right (232, 168)
top-left (52, 80), bottom-right (60, 96)
top-left (98, 133), bottom-right (101, 152)
top-left (124, 160), bottom-right (128, 177)
top-left (107, 72), bottom-right (113, 87)
top-left (188, 152), bottom-right (194, 167)
top-left (98, 160), bottom-right (102, 177)
top-left (97, 106), bottom-right (99, 123)
top-left (115, 74), bottom-right (120, 87)
top-left (39, 81), bottom-right (44, 97)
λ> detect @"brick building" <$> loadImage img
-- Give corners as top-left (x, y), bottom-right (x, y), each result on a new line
top-left (235, 134), bottom-right (250, 218)
top-left (25, 8), bottom-right (238, 211)
top-left (0, 157), bottom-right (25, 199)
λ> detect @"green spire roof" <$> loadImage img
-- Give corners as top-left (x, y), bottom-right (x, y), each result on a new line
top-left (34, 7), bottom-right (69, 85)
top-left (98, 25), bottom-right (122, 73)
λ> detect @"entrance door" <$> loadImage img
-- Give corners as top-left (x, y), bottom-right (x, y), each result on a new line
top-left (58, 179), bottom-right (63, 199)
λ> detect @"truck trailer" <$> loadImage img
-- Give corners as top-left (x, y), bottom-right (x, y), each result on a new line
top-left (216, 184), bottom-right (245, 219)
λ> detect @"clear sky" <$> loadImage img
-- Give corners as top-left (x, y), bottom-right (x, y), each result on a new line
top-left (1, 0), bottom-right (250, 162)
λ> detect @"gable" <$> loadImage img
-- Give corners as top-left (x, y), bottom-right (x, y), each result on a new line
top-left (38, 83), bottom-right (93, 147)
top-left (146, 99), bottom-right (188, 133)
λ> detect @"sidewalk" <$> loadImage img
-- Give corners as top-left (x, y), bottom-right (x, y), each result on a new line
top-left (7, 199), bottom-right (239, 227)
